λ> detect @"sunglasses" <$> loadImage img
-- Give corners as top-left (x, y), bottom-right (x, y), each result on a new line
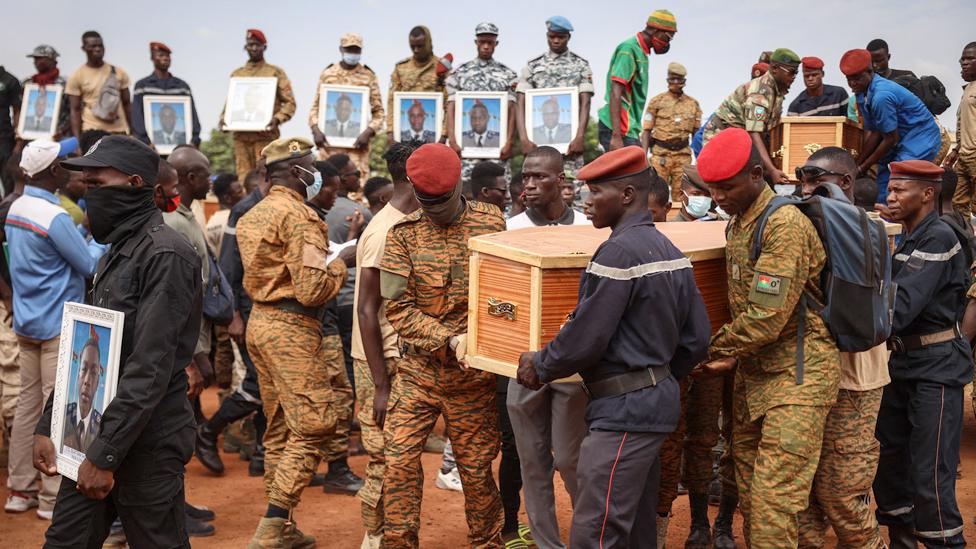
top-left (795, 165), bottom-right (845, 180)
top-left (774, 63), bottom-right (799, 76)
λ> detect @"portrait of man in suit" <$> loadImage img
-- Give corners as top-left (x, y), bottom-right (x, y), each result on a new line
top-left (462, 100), bottom-right (499, 148)
top-left (230, 83), bottom-right (270, 125)
top-left (152, 104), bottom-right (186, 146)
top-left (62, 329), bottom-right (104, 455)
top-left (23, 90), bottom-right (54, 133)
top-left (399, 99), bottom-right (436, 143)
top-left (533, 96), bottom-right (572, 145)
top-left (324, 92), bottom-right (360, 139)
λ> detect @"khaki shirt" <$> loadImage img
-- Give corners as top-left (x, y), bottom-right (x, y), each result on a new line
top-left (387, 55), bottom-right (444, 134)
top-left (221, 60), bottom-right (296, 141)
top-left (308, 63), bottom-right (384, 134)
top-left (163, 202), bottom-right (211, 354)
top-left (838, 344), bottom-right (890, 392)
top-left (957, 80), bottom-right (976, 158)
top-left (65, 63), bottom-right (131, 133)
top-left (643, 91), bottom-right (702, 146)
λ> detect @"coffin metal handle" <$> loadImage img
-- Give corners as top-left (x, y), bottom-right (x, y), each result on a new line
top-left (803, 142), bottom-right (823, 155)
top-left (771, 146), bottom-right (785, 158)
top-left (487, 298), bottom-right (517, 321)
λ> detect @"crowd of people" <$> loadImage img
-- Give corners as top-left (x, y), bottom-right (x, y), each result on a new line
top-left (0, 7), bottom-right (974, 549)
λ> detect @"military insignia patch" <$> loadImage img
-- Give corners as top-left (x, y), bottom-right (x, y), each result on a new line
top-left (755, 273), bottom-right (781, 294)
top-left (288, 141), bottom-right (301, 153)
top-left (753, 105), bottom-right (767, 121)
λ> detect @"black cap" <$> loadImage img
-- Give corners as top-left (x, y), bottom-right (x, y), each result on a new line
top-left (61, 135), bottom-right (160, 186)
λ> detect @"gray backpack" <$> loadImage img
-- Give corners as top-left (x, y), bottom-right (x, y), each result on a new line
top-left (90, 66), bottom-right (120, 121)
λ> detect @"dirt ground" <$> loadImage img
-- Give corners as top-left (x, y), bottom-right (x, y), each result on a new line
top-left (3, 387), bottom-right (976, 548)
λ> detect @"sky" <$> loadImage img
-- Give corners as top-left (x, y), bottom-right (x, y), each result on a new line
top-left (2, 0), bottom-right (974, 141)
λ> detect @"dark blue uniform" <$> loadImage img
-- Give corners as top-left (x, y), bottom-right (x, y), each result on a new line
top-left (532, 211), bottom-right (711, 548)
top-left (874, 211), bottom-right (972, 548)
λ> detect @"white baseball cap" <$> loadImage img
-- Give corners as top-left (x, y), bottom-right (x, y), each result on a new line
top-left (20, 138), bottom-right (78, 178)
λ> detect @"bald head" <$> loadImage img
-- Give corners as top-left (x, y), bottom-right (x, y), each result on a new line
top-left (168, 146), bottom-right (209, 173)
top-left (167, 146), bottom-right (211, 201)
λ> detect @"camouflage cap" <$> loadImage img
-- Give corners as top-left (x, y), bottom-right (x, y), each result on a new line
top-left (475, 22), bottom-right (499, 36)
top-left (340, 33), bottom-right (363, 48)
top-left (770, 48), bottom-right (801, 67)
top-left (261, 137), bottom-right (314, 166)
top-left (27, 44), bottom-right (59, 59)
top-left (667, 62), bottom-right (687, 77)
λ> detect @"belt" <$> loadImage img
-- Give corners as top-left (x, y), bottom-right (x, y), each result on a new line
top-left (583, 365), bottom-right (671, 399)
top-left (401, 342), bottom-right (456, 366)
top-left (269, 299), bottom-right (323, 321)
top-left (887, 324), bottom-right (961, 353)
top-left (651, 139), bottom-right (690, 152)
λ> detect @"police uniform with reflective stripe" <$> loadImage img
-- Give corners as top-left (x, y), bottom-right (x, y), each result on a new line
top-left (874, 210), bottom-right (972, 548)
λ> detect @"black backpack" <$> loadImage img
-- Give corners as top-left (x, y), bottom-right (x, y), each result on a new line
top-left (202, 245), bottom-right (234, 326)
top-left (751, 184), bottom-right (894, 384)
top-left (892, 74), bottom-right (952, 116)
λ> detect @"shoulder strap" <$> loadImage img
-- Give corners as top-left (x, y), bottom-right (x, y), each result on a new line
top-left (749, 196), bottom-right (796, 262)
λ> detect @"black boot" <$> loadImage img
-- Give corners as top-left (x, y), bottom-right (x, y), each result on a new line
top-left (248, 440), bottom-right (265, 477)
top-left (194, 394), bottom-right (258, 475)
top-left (323, 459), bottom-right (365, 495)
top-left (684, 492), bottom-right (712, 549)
top-left (712, 494), bottom-right (738, 549)
top-left (195, 422), bottom-right (224, 475)
top-left (887, 524), bottom-right (918, 549)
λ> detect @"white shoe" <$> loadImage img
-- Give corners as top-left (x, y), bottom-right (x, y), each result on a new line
top-left (4, 491), bottom-right (39, 513)
top-left (360, 532), bottom-right (382, 549)
top-left (435, 468), bottom-right (462, 492)
top-left (36, 508), bottom-right (53, 520)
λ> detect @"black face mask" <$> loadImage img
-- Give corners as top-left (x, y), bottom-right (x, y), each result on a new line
top-left (85, 185), bottom-right (157, 244)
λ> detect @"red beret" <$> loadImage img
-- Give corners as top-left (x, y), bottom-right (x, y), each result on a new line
top-left (839, 49), bottom-right (871, 76)
top-left (801, 56), bottom-right (824, 70)
top-left (149, 42), bottom-right (171, 54)
top-left (751, 62), bottom-right (769, 77)
top-left (406, 143), bottom-right (461, 196)
top-left (576, 146), bottom-right (648, 184)
top-left (697, 128), bottom-right (754, 183)
top-left (889, 160), bottom-right (944, 182)
top-left (246, 29), bottom-right (267, 45)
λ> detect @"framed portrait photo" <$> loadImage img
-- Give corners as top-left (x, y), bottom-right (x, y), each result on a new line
top-left (223, 77), bottom-right (277, 132)
top-left (317, 84), bottom-right (369, 149)
top-left (143, 95), bottom-right (192, 155)
top-left (455, 91), bottom-right (508, 159)
top-left (50, 302), bottom-right (124, 481)
top-left (525, 87), bottom-right (579, 155)
top-left (17, 83), bottom-right (63, 140)
top-left (393, 91), bottom-right (443, 145)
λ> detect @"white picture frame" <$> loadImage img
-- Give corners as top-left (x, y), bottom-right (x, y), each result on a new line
top-left (223, 77), bottom-right (277, 132)
top-left (17, 83), bottom-right (63, 140)
top-left (524, 87), bottom-right (579, 155)
top-left (50, 302), bottom-right (124, 482)
top-left (143, 95), bottom-right (193, 156)
top-left (393, 91), bottom-right (443, 144)
top-left (317, 84), bottom-right (369, 149)
top-left (455, 91), bottom-right (508, 159)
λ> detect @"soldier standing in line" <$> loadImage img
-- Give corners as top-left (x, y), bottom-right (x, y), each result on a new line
top-left (309, 33), bottom-right (384, 178)
top-left (219, 29), bottom-right (296, 183)
top-left (641, 62), bottom-right (701, 203)
top-left (236, 137), bottom-right (354, 548)
top-left (386, 26), bottom-right (449, 144)
top-left (942, 42), bottom-right (976, 217)
top-left (379, 143), bottom-right (505, 548)
top-left (696, 128), bottom-right (840, 549)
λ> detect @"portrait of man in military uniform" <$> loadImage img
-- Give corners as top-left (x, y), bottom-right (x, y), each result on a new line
top-left (322, 89), bottom-right (365, 142)
top-left (61, 325), bottom-right (106, 455)
top-left (398, 98), bottom-right (437, 143)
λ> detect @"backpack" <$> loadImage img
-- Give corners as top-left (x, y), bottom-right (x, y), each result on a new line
top-left (202, 245), bottom-right (234, 326)
top-left (89, 66), bottom-right (121, 122)
top-left (892, 74), bottom-right (952, 116)
top-left (939, 213), bottom-right (976, 283)
top-left (750, 183), bottom-right (894, 384)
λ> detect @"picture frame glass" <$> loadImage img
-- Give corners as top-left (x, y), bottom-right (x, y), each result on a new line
top-left (17, 83), bottom-right (62, 140)
top-left (395, 95), bottom-right (440, 144)
top-left (318, 85), bottom-right (369, 149)
top-left (143, 95), bottom-right (192, 155)
top-left (456, 92), bottom-right (508, 159)
top-left (526, 87), bottom-right (579, 155)
top-left (223, 77), bottom-right (277, 131)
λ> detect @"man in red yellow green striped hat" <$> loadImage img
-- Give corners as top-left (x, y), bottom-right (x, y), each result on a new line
top-left (597, 9), bottom-right (677, 152)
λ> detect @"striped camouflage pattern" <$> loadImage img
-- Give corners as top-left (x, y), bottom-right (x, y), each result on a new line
top-left (322, 334), bottom-right (353, 464)
top-left (353, 357), bottom-right (398, 536)
top-left (657, 378), bottom-right (689, 515)
top-left (703, 72), bottom-right (784, 145)
top-left (683, 374), bottom-right (736, 495)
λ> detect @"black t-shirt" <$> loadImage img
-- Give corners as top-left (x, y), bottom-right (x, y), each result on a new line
top-left (0, 67), bottom-right (23, 139)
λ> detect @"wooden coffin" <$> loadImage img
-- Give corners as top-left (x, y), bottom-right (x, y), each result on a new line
top-left (466, 223), bottom-right (731, 379)
top-left (769, 116), bottom-right (863, 180)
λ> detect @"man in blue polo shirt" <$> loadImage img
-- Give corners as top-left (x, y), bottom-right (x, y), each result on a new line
top-left (3, 138), bottom-right (105, 520)
top-left (840, 48), bottom-right (940, 205)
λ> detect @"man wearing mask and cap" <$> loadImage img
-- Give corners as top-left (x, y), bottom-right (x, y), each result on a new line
top-left (132, 42), bottom-right (202, 148)
top-left (515, 146), bottom-right (710, 549)
top-left (597, 9), bottom-right (677, 152)
top-left (309, 33), bottom-right (384, 178)
top-left (31, 135), bottom-right (202, 547)
top-left (235, 136), bottom-right (354, 547)
top-left (387, 26), bottom-right (449, 144)
top-left (379, 143), bottom-right (506, 548)
top-left (23, 45), bottom-right (70, 139)
top-left (786, 57), bottom-right (849, 117)
top-left (219, 29), bottom-right (297, 183)
top-left (516, 16), bottom-right (594, 184)
top-left (3, 137), bottom-right (103, 520)
top-left (641, 62), bottom-right (702, 203)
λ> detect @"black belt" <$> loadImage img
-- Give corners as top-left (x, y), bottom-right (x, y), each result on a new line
top-left (651, 139), bottom-right (689, 152)
top-left (887, 324), bottom-right (961, 353)
top-left (269, 299), bottom-right (323, 321)
top-left (583, 365), bottom-right (671, 399)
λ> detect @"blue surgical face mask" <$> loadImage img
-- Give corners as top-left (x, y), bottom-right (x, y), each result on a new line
top-left (342, 53), bottom-right (361, 66)
top-left (296, 166), bottom-right (323, 201)
top-left (683, 192), bottom-right (712, 219)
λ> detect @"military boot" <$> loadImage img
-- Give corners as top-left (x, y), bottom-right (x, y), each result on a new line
top-left (249, 440), bottom-right (266, 477)
top-left (887, 524), bottom-right (918, 549)
top-left (247, 517), bottom-right (289, 549)
top-left (284, 520), bottom-right (316, 549)
top-left (684, 492), bottom-right (712, 549)
top-left (656, 513), bottom-right (670, 549)
top-left (712, 494), bottom-right (738, 549)
top-left (195, 422), bottom-right (224, 475)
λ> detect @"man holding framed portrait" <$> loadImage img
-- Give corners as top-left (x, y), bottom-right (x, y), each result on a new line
top-left (131, 42), bottom-right (201, 150)
top-left (22, 45), bottom-right (71, 140)
top-left (386, 26), bottom-right (450, 144)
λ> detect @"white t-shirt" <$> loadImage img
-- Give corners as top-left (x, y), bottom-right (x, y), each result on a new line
top-left (506, 207), bottom-right (590, 230)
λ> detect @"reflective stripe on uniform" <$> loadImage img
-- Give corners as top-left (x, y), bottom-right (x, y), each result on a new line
top-left (893, 242), bottom-right (961, 263)
top-left (877, 505), bottom-right (914, 517)
top-left (224, 226), bottom-right (236, 235)
top-left (916, 525), bottom-right (964, 539)
top-left (586, 257), bottom-right (692, 280)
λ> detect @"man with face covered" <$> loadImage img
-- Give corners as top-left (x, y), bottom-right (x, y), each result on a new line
top-left (62, 334), bottom-right (103, 454)
top-left (641, 62), bottom-right (701, 203)
top-left (388, 26), bottom-right (449, 144)
top-left (132, 42), bottom-right (201, 148)
top-left (379, 143), bottom-right (506, 548)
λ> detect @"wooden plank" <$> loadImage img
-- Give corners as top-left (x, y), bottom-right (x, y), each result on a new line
top-left (466, 354), bottom-right (582, 382)
top-left (529, 266), bottom-right (542, 351)
top-left (466, 252), bottom-right (480, 360)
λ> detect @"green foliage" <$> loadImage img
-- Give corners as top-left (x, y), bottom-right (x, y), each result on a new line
top-left (368, 132), bottom-right (391, 178)
top-left (200, 129), bottom-right (236, 175)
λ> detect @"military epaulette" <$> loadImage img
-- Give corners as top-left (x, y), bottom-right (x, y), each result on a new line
top-left (395, 57), bottom-right (413, 66)
top-left (393, 209), bottom-right (425, 226)
top-left (469, 200), bottom-right (505, 219)
top-left (568, 50), bottom-right (589, 64)
top-left (362, 64), bottom-right (375, 74)
top-left (527, 52), bottom-right (547, 64)
top-left (324, 63), bottom-right (335, 70)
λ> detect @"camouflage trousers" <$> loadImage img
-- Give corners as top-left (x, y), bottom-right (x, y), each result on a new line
top-left (0, 301), bottom-right (20, 430)
top-left (733, 399), bottom-right (831, 549)
top-left (651, 147), bottom-right (693, 203)
top-left (323, 334), bottom-right (353, 463)
top-left (798, 388), bottom-right (884, 549)
top-left (381, 354), bottom-right (502, 548)
top-left (318, 146), bottom-right (371, 179)
top-left (950, 155), bottom-right (976, 218)
top-left (684, 373), bottom-right (736, 495)
top-left (657, 378), bottom-right (689, 515)
top-left (247, 305), bottom-right (336, 510)
top-left (233, 134), bottom-right (273, 183)
top-left (354, 358), bottom-right (398, 536)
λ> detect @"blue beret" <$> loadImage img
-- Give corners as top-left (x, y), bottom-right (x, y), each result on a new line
top-left (546, 16), bottom-right (574, 34)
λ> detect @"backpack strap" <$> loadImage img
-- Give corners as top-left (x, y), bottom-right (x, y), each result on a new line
top-left (749, 196), bottom-right (796, 262)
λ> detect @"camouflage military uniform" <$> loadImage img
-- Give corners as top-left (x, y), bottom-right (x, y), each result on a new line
top-left (379, 200), bottom-right (506, 548)
top-left (308, 63), bottom-right (384, 177)
top-left (353, 357), bottom-right (396, 535)
top-left (516, 49), bottom-right (595, 177)
top-left (656, 379), bottom-right (689, 515)
top-left (447, 58), bottom-right (517, 185)
top-left (709, 186), bottom-right (840, 548)
top-left (682, 375), bottom-right (735, 495)
top-left (643, 91), bottom-right (702, 201)
top-left (387, 55), bottom-right (445, 138)
top-left (237, 185), bottom-right (348, 511)
top-left (322, 333), bottom-right (354, 464)
top-left (702, 72), bottom-right (784, 146)
top-left (223, 61), bottom-right (297, 182)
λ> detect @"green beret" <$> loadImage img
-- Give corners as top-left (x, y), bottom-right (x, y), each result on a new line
top-left (261, 136), bottom-right (314, 166)
top-left (770, 48), bottom-right (800, 67)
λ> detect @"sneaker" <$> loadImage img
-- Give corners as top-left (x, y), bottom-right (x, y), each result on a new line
top-left (185, 502), bottom-right (216, 522)
top-left (186, 514), bottom-right (216, 537)
top-left (435, 468), bottom-right (463, 492)
top-left (36, 508), bottom-right (53, 520)
top-left (324, 464), bottom-right (365, 495)
top-left (5, 491), bottom-right (39, 513)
